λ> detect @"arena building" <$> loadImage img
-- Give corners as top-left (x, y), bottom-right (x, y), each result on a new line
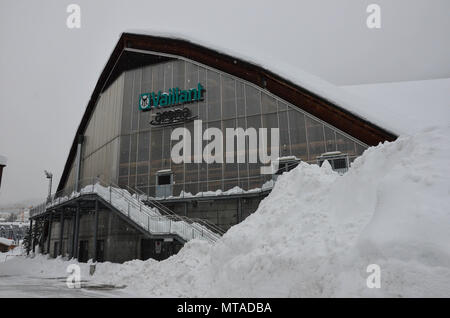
top-left (29, 32), bottom-right (396, 263)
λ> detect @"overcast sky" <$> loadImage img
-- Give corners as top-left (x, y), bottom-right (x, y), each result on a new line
top-left (0, 0), bottom-right (449, 206)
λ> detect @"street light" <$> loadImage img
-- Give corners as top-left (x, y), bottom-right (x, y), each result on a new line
top-left (44, 170), bottom-right (53, 202)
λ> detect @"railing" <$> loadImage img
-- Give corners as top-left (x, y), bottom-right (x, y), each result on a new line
top-left (29, 178), bottom-right (221, 244)
top-left (127, 185), bottom-right (226, 237)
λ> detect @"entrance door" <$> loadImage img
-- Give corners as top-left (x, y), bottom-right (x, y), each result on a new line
top-left (53, 241), bottom-right (59, 258)
top-left (96, 240), bottom-right (105, 262)
top-left (141, 239), bottom-right (170, 261)
top-left (78, 240), bottom-right (89, 263)
top-left (141, 239), bottom-right (153, 260)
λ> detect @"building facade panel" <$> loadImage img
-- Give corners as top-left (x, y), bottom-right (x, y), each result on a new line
top-left (111, 56), bottom-right (367, 198)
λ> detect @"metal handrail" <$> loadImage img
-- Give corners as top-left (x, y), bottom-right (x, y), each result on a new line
top-left (30, 178), bottom-right (221, 243)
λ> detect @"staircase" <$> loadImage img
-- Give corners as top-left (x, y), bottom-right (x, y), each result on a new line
top-left (30, 179), bottom-right (223, 244)
top-left (125, 185), bottom-right (226, 238)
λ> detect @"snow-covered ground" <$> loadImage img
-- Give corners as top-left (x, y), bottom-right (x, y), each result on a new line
top-left (1, 125), bottom-right (449, 297)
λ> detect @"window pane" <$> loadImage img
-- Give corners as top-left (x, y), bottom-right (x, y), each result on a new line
top-left (186, 62), bottom-right (199, 118)
top-left (173, 60), bottom-right (185, 89)
top-left (206, 121), bottom-right (223, 189)
top-left (261, 92), bottom-right (277, 114)
top-left (221, 75), bottom-right (236, 119)
top-left (245, 85), bottom-right (261, 116)
top-left (121, 71), bottom-right (133, 134)
top-left (131, 69), bottom-right (141, 131)
top-left (236, 82), bottom-right (246, 117)
top-left (162, 127), bottom-right (172, 169)
top-left (288, 110), bottom-right (307, 161)
top-left (207, 70), bottom-right (221, 121)
top-left (237, 117), bottom-right (248, 189)
top-left (152, 63), bottom-right (164, 93)
top-left (137, 131), bottom-right (150, 162)
top-left (246, 115), bottom-right (261, 178)
top-left (223, 118), bottom-right (238, 191)
top-left (336, 132), bottom-right (357, 155)
top-left (278, 111), bottom-right (291, 157)
top-left (164, 62), bottom-right (172, 90)
top-left (198, 67), bottom-right (207, 121)
top-left (305, 116), bottom-right (326, 160)
top-left (149, 128), bottom-right (163, 186)
top-left (324, 126), bottom-right (336, 152)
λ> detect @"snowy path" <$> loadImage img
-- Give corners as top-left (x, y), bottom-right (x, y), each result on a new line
top-left (0, 274), bottom-right (130, 298)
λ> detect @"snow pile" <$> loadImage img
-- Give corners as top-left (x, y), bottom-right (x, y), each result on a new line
top-left (89, 125), bottom-right (450, 297)
top-left (1, 125), bottom-right (449, 297)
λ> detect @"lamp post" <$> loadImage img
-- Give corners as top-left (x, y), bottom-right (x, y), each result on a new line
top-left (44, 170), bottom-right (53, 203)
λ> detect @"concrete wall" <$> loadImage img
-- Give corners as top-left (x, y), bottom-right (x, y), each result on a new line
top-left (45, 208), bottom-right (185, 264)
top-left (165, 194), bottom-right (267, 231)
top-left (42, 194), bottom-right (263, 263)
top-left (47, 209), bottom-right (143, 263)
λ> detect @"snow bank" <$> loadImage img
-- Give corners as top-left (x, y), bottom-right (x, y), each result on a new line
top-left (93, 125), bottom-right (450, 297)
top-left (1, 125), bottom-right (449, 297)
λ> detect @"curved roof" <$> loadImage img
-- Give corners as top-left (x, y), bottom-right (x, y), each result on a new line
top-left (57, 32), bottom-right (397, 191)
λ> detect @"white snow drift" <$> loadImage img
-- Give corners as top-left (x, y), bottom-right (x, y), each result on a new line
top-left (1, 125), bottom-right (450, 297)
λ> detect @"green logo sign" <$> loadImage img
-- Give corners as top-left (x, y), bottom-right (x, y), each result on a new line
top-left (139, 83), bottom-right (205, 111)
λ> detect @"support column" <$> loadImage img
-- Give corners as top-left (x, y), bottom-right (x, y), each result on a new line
top-left (32, 218), bottom-right (37, 254)
top-left (46, 211), bottom-right (53, 255)
top-left (74, 135), bottom-right (84, 192)
top-left (27, 219), bottom-right (33, 255)
top-left (237, 198), bottom-right (242, 223)
top-left (73, 203), bottom-right (80, 260)
top-left (59, 209), bottom-right (64, 256)
top-left (70, 209), bottom-right (76, 259)
top-left (93, 200), bottom-right (99, 262)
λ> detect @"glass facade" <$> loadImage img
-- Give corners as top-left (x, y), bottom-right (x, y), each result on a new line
top-left (65, 74), bottom-right (124, 190)
top-left (64, 55), bottom-right (368, 197)
top-left (116, 57), bottom-right (367, 197)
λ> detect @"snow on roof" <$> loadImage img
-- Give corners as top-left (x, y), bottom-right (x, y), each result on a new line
top-left (156, 169), bottom-right (172, 174)
top-left (275, 156), bottom-right (301, 162)
top-left (343, 78), bottom-right (450, 135)
top-left (0, 237), bottom-right (14, 246)
top-left (124, 29), bottom-right (426, 136)
top-left (0, 155), bottom-right (7, 166)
